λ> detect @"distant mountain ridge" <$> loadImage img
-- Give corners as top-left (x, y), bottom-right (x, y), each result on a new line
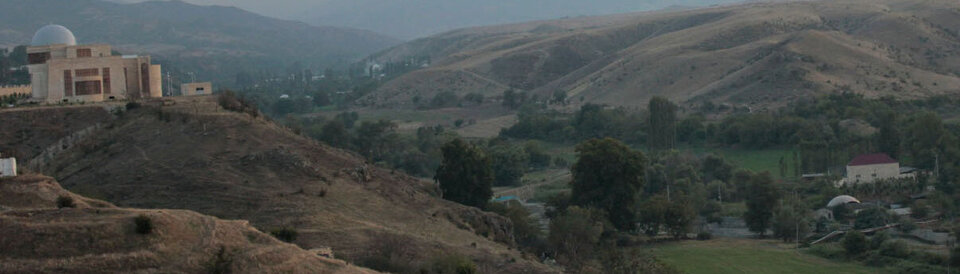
top-left (0, 0), bottom-right (399, 85)
top-left (360, 0), bottom-right (960, 110)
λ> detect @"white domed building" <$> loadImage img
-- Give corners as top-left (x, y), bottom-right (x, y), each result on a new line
top-left (26, 25), bottom-right (162, 103)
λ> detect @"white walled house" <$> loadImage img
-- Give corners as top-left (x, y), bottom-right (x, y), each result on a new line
top-left (843, 153), bottom-right (914, 185)
top-left (180, 82), bottom-right (212, 96)
top-left (0, 157), bottom-right (16, 178)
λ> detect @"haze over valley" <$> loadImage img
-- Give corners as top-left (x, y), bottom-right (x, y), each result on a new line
top-left (2, 1), bottom-right (960, 273)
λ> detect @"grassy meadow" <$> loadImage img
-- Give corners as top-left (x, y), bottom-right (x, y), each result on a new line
top-left (653, 239), bottom-right (875, 274)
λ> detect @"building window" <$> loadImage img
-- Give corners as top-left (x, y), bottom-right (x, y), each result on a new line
top-left (28, 52), bottom-right (51, 64)
top-left (63, 70), bottom-right (73, 96)
top-left (77, 48), bottom-right (92, 58)
top-left (102, 68), bottom-right (111, 94)
top-left (74, 81), bottom-right (102, 95)
top-left (75, 68), bottom-right (99, 77)
top-left (140, 63), bottom-right (150, 96)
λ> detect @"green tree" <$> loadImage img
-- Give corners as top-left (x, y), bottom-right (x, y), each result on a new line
top-left (664, 197), bottom-right (696, 239)
top-left (842, 231), bottom-right (868, 256)
top-left (904, 112), bottom-right (946, 169)
top-left (854, 207), bottom-right (891, 229)
top-left (523, 141), bottom-right (552, 169)
top-left (877, 123), bottom-right (900, 160)
top-left (487, 144), bottom-right (529, 186)
top-left (702, 154), bottom-right (734, 184)
top-left (570, 138), bottom-right (646, 231)
top-left (436, 139), bottom-right (493, 209)
top-left (502, 89), bottom-right (526, 109)
top-left (319, 120), bottom-right (349, 148)
top-left (548, 206), bottom-right (604, 271)
top-left (638, 195), bottom-right (669, 236)
top-left (353, 120), bottom-right (400, 161)
top-left (771, 196), bottom-right (811, 242)
top-left (488, 200), bottom-right (541, 247)
top-left (648, 96), bottom-right (677, 150)
top-left (743, 172), bottom-right (780, 236)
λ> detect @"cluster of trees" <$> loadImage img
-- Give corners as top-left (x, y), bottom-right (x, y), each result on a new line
top-left (412, 91), bottom-right (486, 109)
top-left (234, 67), bottom-right (382, 116)
top-left (288, 112), bottom-right (557, 180)
top-left (1, 93), bottom-right (29, 106)
top-left (434, 138), bottom-right (679, 271)
top-left (813, 229), bottom-right (948, 272)
top-left (501, 93), bottom-right (960, 183)
top-left (0, 46), bottom-right (29, 86)
top-left (289, 114), bottom-right (453, 177)
top-left (501, 103), bottom-right (646, 144)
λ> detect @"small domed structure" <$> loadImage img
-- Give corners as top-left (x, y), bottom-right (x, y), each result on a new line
top-left (31, 25), bottom-right (77, 46)
top-left (827, 195), bottom-right (860, 208)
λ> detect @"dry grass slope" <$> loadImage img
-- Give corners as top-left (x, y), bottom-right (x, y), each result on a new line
top-left (0, 175), bottom-right (377, 273)
top-left (363, 0), bottom-right (960, 110)
top-left (0, 97), bottom-right (555, 273)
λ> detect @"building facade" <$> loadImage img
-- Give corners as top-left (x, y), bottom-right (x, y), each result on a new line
top-left (844, 153), bottom-right (913, 185)
top-left (26, 25), bottom-right (162, 103)
top-left (181, 82), bottom-right (213, 96)
top-left (0, 157), bottom-right (16, 178)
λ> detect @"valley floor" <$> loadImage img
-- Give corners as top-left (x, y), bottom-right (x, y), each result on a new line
top-left (653, 238), bottom-right (875, 274)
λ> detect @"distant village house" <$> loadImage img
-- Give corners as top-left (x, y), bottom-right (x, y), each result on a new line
top-left (841, 153), bottom-right (915, 185)
top-left (180, 82), bottom-right (213, 96)
top-left (0, 155), bottom-right (16, 178)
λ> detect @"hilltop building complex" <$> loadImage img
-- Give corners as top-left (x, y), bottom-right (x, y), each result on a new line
top-left (26, 25), bottom-right (162, 103)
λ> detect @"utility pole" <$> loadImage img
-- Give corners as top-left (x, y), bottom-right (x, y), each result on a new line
top-left (718, 183), bottom-right (722, 204)
top-left (935, 151), bottom-right (940, 179)
top-left (795, 189), bottom-right (800, 250)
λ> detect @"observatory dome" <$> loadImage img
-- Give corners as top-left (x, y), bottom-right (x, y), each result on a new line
top-left (31, 25), bottom-right (77, 46)
top-left (827, 195), bottom-right (861, 208)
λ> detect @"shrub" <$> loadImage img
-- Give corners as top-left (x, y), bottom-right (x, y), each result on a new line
top-left (900, 219), bottom-right (917, 233)
top-left (879, 240), bottom-right (910, 258)
top-left (205, 245), bottom-right (233, 274)
top-left (270, 227), bottom-right (298, 243)
top-left (805, 244), bottom-right (845, 260)
top-left (125, 102), bottom-right (141, 110)
top-left (893, 260), bottom-right (947, 274)
top-left (855, 207), bottom-right (891, 229)
top-left (56, 195), bottom-right (76, 209)
top-left (356, 233), bottom-right (418, 273)
top-left (426, 254), bottom-right (477, 274)
top-left (134, 214), bottom-right (153, 235)
top-left (217, 89), bottom-right (259, 117)
top-left (697, 231), bottom-right (712, 241)
top-left (911, 205), bottom-right (930, 219)
top-left (864, 252), bottom-right (891, 267)
top-left (870, 231), bottom-right (889, 249)
top-left (842, 231), bottom-right (868, 256)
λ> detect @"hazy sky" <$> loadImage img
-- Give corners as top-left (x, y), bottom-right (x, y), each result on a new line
top-left (112, 0), bottom-right (741, 39)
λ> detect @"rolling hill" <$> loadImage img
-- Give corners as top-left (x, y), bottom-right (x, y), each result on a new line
top-left (0, 175), bottom-right (377, 273)
top-left (0, 0), bottom-right (399, 85)
top-left (360, 0), bottom-right (960, 110)
top-left (0, 98), bottom-right (554, 273)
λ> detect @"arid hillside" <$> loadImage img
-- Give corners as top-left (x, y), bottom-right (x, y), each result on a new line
top-left (361, 0), bottom-right (960, 110)
top-left (0, 175), bottom-right (376, 273)
top-left (0, 98), bottom-right (554, 273)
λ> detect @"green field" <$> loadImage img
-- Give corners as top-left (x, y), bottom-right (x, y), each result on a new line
top-left (654, 239), bottom-right (875, 274)
top-left (685, 146), bottom-right (799, 179)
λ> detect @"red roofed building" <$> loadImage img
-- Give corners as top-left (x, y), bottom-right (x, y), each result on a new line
top-left (845, 153), bottom-right (909, 185)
